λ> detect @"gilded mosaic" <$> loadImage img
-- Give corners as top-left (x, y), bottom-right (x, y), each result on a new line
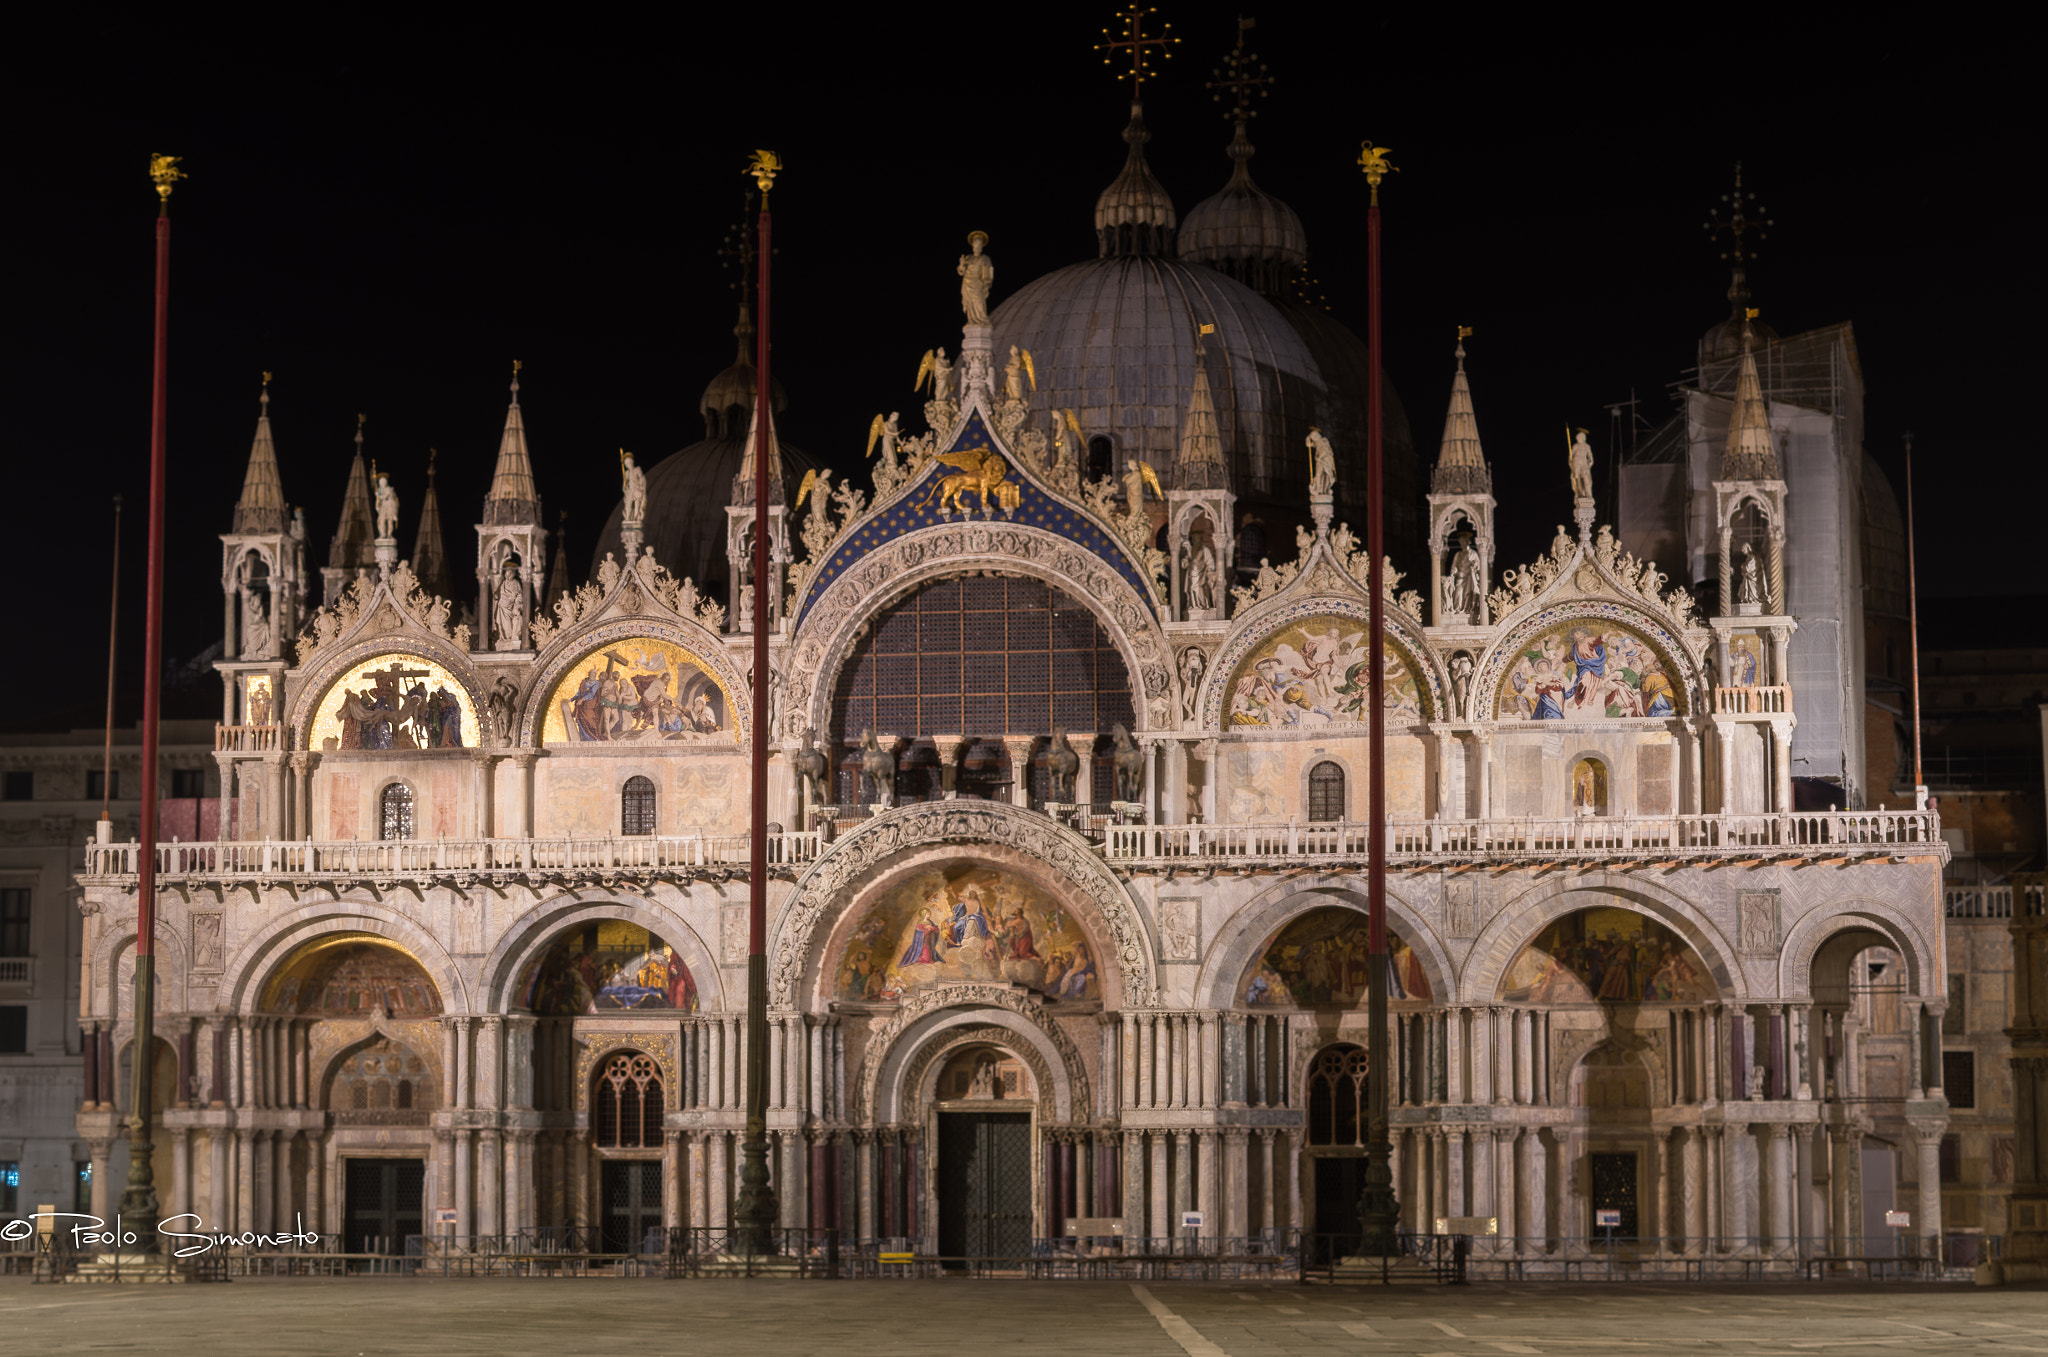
top-left (1242, 907), bottom-right (1432, 1006)
top-left (310, 653), bottom-right (475, 750)
top-left (836, 867), bottom-right (1100, 1003)
top-left (1225, 616), bottom-right (1423, 729)
top-left (541, 637), bottom-right (733, 745)
top-left (1500, 908), bottom-right (1714, 1004)
top-left (261, 933), bottom-right (443, 1016)
top-left (1497, 622), bottom-right (1679, 720)
top-left (520, 921), bottom-right (700, 1015)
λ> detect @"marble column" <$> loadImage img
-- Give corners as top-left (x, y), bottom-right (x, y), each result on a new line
top-left (1652, 1129), bottom-right (1670, 1250)
top-left (1172, 1131), bottom-right (1193, 1237)
top-left (1149, 1133), bottom-right (1170, 1241)
top-left (1003, 736), bottom-right (1036, 808)
top-left (1223, 1129), bottom-right (1249, 1240)
top-left (1473, 730), bottom-right (1493, 819)
top-left (1197, 739), bottom-right (1219, 827)
top-left (1123, 1131), bottom-right (1146, 1241)
top-left (1494, 1128), bottom-right (1517, 1240)
top-left (1525, 1130), bottom-right (1548, 1248)
top-left (1766, 1124), bottom-right (1792, 1251)
top-left (1683, 1127), bottom-right (1705, 1251)
top-left (209, 1124), bottom-right (230, 1233)
top-left (1257, 1130), bottom-right (1277, 1238)
top-left (1912, 1122), bottom-right (1944, 1251)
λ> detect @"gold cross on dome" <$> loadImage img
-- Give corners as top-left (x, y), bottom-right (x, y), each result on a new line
top-left (1206, 16), bottom-right (1270, 121)
top-left (1097, 5), bottom-right (1179, 99)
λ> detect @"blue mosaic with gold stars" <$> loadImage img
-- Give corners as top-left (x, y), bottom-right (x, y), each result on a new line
top-left (794, 411), bottom-right (1155, 628)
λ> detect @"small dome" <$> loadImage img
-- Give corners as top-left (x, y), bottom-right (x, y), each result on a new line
top-left (1177, 123), bottom-right (1309, 295)
top-left (1700, 268), bottom-right (1779, 364)
top-left (698, 303), bottom-right (788, 439)
top-left (1094, 103), bottom-right (1177, 258)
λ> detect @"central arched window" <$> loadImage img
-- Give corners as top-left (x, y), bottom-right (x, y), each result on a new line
top-left (595, 1051), bottom-right (663, 1148)
top-left (1307, 1043), bottom-right (1368, 1146)
top-left (621, 775), bottom-right (656, 836)
top-left (379, 783), bottom-right (415, 841)
top-left (1307, 761), bottom-right (1346, 822)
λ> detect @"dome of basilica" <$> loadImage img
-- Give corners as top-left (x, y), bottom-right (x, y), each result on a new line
top-left (1177, 124), bottom-right (1308, 296)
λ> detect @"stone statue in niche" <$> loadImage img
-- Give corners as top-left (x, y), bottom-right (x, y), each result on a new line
top-left (967, 1059), bottom-right (996, 1099)
top-left (1736, 543), bottom-right (1764, 607)
top-left (1449, 651), bottom-right (1474, 718)
top-left (957, 231), bottom-right (993, 326)
top-left (1568, 429), bottom-right (1595, 500)
top-left (1306, 428), bottom-right (1336, 498)
top-left (374, 471), bottom-right (400, 541)
top-left (1748, 1063), bottom-right (1767, 1100)
top-left (1045, 728), bottom-right (1080, 803)
top-left (1178, 647), bottom-right (1206, 723)
top-left (485, 674), bottom-right (519, 746)
top-left (1444, 533), bottom-right (1481, 615)
top-left (493, 559), bottom-right (528, 650)
top-left (241, 590), bottom-right (271, 659)
top-left (1186, 538), bottom-right (1218, 611)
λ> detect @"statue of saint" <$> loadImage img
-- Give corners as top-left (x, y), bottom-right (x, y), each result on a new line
top-left (957, 231), bottom-right (993, 326)
top-left (241, 590), bottom-right (271, 659)
top-left (1445, 536), bottom-right (1481, 614)
top-left (1178, 647), bottom-right (1206, 722)
top-left (1306, 428), bottom-right (1336, 497)
top-left (373, 472), bottom-right (400, 541)
top-left (620, 451), bottom-right (647, 524)
top-left (1187, 540), bottom-right (1218, 611)
top-left (493, 559), bottom-right (527, 649)
top-left (1568, 430), bottom-right (1596, 500)
top-left (1449, 651), bottom-right (1474, 717)
top-left (1737, 543), bottom-right (1764, 606)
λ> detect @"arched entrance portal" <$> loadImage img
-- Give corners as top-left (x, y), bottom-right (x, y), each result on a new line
top-left (932, 1045), bottom-right (1035, 1261)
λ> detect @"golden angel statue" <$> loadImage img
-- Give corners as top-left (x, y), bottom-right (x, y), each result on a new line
top-left (915, 348), bottom-right (954, 402)
top-left (865, 411), bottom-right (902, 472)
top-left (1123, 459), bottom-right (1163, 520)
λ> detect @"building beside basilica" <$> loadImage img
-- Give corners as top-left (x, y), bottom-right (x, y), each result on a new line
top-left (4, 91), bottom-right (1967, 1268)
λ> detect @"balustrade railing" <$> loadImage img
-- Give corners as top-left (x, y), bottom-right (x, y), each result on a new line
top-left (215, 723), bottom-right (282, 752)
top-left (81, 829), bottom-right (821, 880)
top-left (1714, 685), bottom-right (1791, 715)
top-left (1945, 885), bottom-right (2014, 919)
top-left (1105, 808), bottom-right (1943, 863)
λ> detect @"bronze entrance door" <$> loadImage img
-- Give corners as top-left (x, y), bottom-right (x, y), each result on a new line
top-left (601, 1159), bottom-right (663, 1254)
top-left (343, 1158), bottom-right (424, 1254)
top-left (1589, 1151), bottom-right (1640, 1239)
top-left (936, 1111), bottom-right (1032, 1262)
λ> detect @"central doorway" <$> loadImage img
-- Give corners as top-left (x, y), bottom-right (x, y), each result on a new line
top-left (936, 1111), bottom-right (1032, 1261)
top-left (1589, 1151), bottom-right (1639, 1239)
top-left (344, 1158), bottom-right (424, 1254)
top-left (1310, 1155), bottom-right (1366, 1263)
top-left (601, 1159), bottom-right (663, 1254)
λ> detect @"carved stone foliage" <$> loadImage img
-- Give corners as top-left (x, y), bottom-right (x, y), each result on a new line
top-left (531, 551), bottom-right (723, 650)
top-left (852, 982), bottom-right (1090, 1125)
top-left (1230, 524), bottom-right (1423, 624)
top-left (1488, 524), bottom-right (1697, 635)
top-left (789, 523), bottom-right (1175, 740)
top-left (295, 564), bottom-right (469, 668)
top-left (772, 801), bottom-right (1157, 1008)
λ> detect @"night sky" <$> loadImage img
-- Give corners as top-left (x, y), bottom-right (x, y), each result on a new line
top-left (6, 8), bottom-right (2024, 732)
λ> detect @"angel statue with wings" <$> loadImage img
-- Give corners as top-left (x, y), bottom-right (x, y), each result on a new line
top-left (865, 411), bottom-right (901, 472)
top-left (914, 348), bottom-right (954, 402)
top-left (797, 468), bottom-right (833, 526)
top-left (1002, 345), bottom-right (1036, 403)
top-left (1123, 459), bottom-right (1164, 520)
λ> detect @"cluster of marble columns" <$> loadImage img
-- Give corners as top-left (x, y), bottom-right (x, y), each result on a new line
top-left (1113, 1126), bottom-right (1299, 1242)
top-left (1119, 1011), bottom-right (1288, 1111)
top-left (1395, 1007), bottom-right (1550, 1107)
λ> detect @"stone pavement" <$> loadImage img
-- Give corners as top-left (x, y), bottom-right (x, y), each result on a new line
top-left (3, 1276), bottom-right (2044, 1355)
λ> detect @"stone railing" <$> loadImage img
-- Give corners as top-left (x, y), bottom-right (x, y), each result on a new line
top-left (1945, 885), bottom-right (2014, 920)
top-left (81, 830), bottom-right (821, 883)
top-left (1714, 685), bottom-right (1791, 715)
top-left (1103, 809), bottom-right (1945, 867)
top-left (215, 723), bottom-right (283, 752)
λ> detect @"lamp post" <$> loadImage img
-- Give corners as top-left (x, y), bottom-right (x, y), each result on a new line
top-left (1356, 140), bottom-right (1400, 1258)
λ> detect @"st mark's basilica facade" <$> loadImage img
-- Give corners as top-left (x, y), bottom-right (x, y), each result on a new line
top-left (67, 98), bottom-right (1951, 1264)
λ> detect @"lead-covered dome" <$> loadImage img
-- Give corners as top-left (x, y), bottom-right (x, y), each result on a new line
top-left (1177, 122), bottom-right (1308, 295)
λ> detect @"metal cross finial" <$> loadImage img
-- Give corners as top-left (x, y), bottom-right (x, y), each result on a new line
top-left (720, 191), bottom-right (761, 303)
top-left (1097, 5), bottom-right (1179, 99)
top-left (1207, 16), bottom-right (1271, 121)
top-left (1704, 161), bottom-right (1772, 265)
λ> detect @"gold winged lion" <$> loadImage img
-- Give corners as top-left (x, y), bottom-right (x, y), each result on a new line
top-left (914, 446), bottom-right (1009, 517)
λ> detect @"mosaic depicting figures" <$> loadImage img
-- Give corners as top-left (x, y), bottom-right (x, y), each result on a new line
top-left (1500, 908), bottom-right (1714, 1004)
top-left (1226, 617), bottom-right (1423, 728)
top-left (541, 638), bottom-right (732, 745)
top-left (261, 935), bottom-right (443, 1017)
top-left (1728, 633), bottom-right (1763, 687)
top-left (310, 654), bottom-right (474, 750)
top-left (1241, 907), bottom-right (1432, 1006)
top-left (1498, 622), bottom-right (1678, 720)
top-left (836, 868), bottom-right (1100, 1003)
top-left (520, 921), bottom-right (699, 1015)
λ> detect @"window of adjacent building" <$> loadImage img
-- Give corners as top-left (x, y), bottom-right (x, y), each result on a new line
top-left (1940, 1133), bottom-right (1962, 1184)
top-left (1, 1160), bottom-right (17, 1215)
top-left (1307, 762), bottom-right (1346, 822)
top-left (0, 888), bottom-right (29, 957)
top-left (75, 1161), bottom-right (90, 1214)
top-left (170, 768), bottom-right (205, 798)
top-left (0, 1006), bottom-right (25, 1053)
top-left (380, 784), bottom-right (415, 842)
top-left (1943, 1050), bottom-right (1976, 1109)
top-left (622, 776), bottom-right (657, 837)
top-left (85, 769), bottom-right (118, 801)
top-left (1944, 974), bottom-right (1966, 1036)
top-left (1, 771), bottom-right (30, 801)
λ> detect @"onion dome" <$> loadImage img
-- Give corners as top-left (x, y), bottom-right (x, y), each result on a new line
top-left (699, 300), bottom-right (787, 438)
top-left (1700, 264), bottom-right (1779, 364)
top-left (1094, 102), bottom-right (1178, 258)
top-left (1177, 121), bottom-right (1308, 295)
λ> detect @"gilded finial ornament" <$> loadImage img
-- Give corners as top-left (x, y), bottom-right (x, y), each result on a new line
top-left (1704, 162), bottom-right (1772, 264)
top-left (1206, 15), bottom-right (1270, 121)
top-left (1745, 307), bottom-right (1760, 321)
top-left (148, 153), bottom-right (185, 202)
top-left (746, 149), bottom-right (782, 198)
top-left (1357, 141), bottom-right (1396, 204)
top-left (513, 359), bottom-right (522, 375)
top-left (262, 371), bottom-right (273, 386)
top-left (1097, 5), bottom-right (1178, 98)
top-left (1457, 325), bottom-right (1473, 341)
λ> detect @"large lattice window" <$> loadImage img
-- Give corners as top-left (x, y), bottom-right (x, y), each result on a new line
top-left (621, 776), bottom-right (656, 836)
top-left (332, 1038), bottom-right (432, 1123)
top-left (379, 783), bottom-right (415, 841)
top-left (830, 576), bottom-right (1134, 804)
top-left (1307, 761), bottom-right (1345, 822)
top-left (595, 1051), bottom-right (663, 1148)
top-left (1307, 1044), bottom-right (1367, 1146)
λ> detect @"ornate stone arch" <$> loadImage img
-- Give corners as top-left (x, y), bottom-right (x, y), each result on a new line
top-left (855, 983), bottom-right (1088, 1126)
top-left (1457, 874), bottom-right (1742, 1006)
top-left (1193, 875), bottom-right (1451, 1011)
top-left (1474, 599), bottom-right (1705, 723)
top-left (575, 1035), bottom-right (681, 1117)
top-left (771, 800), bottom-right (1158, 1008)
top-left (1778, 897), bottom-right (1933, 999)
top-left (478, 891), bottom-right (725, 1014)
top-left (216, 901), bottom-right (468, 1016)
top-left (96, 916), bottom-right (190, 1021)
top-left (520, 614), bottom-right (751, 750)
top-left (289, 635), bottom-right (488, 751)
top-left (311, 1019), bottom-right (446, 1111)
top-left (1199, 594), bottom-right (1445, 730)
top-left (787, 525), bottom-right (1176, 740)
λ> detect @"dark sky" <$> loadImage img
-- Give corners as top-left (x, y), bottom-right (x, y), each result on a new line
top-left (6, 8), bottom-right (2025, 732)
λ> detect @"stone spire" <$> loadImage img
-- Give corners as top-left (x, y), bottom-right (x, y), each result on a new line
top-left (232, 375), bottom-right (288, 535)
top-left (731, 400), bottom-right (787, 508)
top-left (483, 363), bottom-right (541, 526)
top-left (1721, 318), bottom-right (1780, 480)
top-left (1095, 102), bottom-right (1178, 258)
top-left (327, 415), bottom-right (375, 572)
top-left (411, 448), bottom-right (450, 598)
top-left (1431, 333), bottom-right (1491, 494)
top-left (545, 509), bottom-right (570, 610)
top-left (1173, 324), bottom-right (1228, 490)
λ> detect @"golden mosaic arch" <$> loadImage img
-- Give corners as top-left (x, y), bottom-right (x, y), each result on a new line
top-left (540, 636), bottom-right (736, 747)
top-left (309, 652), bottom-right (478, 751)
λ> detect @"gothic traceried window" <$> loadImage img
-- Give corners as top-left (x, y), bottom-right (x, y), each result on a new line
top-left (380, 783), bottom-right (415, 841)
top-left (595, 1051), bottom-right (663, 1148)
top-left (622, 775), bottom-right (657, 836)
top-left (1307, 761), bottom-right (1345, 822)
top-left (1307, 1044), bottom-right (1367, 1146)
